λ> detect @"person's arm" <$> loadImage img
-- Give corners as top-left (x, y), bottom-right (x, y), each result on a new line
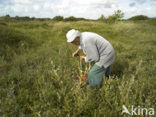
top-left (72, 47), bottom-right (80, 57)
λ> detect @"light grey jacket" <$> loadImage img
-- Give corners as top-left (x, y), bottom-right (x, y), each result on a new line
top-left (79, 32), bottom-right (115, 68)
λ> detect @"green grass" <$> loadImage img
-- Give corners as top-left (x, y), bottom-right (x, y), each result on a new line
top-left (0, 19), bottom-right (156, 117)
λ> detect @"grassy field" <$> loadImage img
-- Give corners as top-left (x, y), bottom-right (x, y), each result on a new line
top-left (0, 18), bottom-right (156, 117)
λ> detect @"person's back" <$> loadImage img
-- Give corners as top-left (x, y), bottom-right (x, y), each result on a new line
top-left (80, 32), bottom-right (115, 68)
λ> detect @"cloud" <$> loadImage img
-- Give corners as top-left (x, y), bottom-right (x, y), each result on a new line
top-left (152, 1), bottom-right (156, 4)
top-left (33, 5), bottom-right (40, 11)
top-left (129, 2), bottom-right (136, 7)
top-left (151, 0), bottom-right (156, 4)
top-left (74, 0), bottom-right (118, 8)
top-left (132, 0), bottom-right (146, 4)
top-left (0, 0), bottom-right (156, 19)
top-left (12, 0), bottom-right (44, 4)
top-left (60, 0), bottom-right (119, 18)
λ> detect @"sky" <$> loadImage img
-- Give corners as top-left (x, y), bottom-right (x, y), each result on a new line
top-left (0, 0), bottom-right (156, 19)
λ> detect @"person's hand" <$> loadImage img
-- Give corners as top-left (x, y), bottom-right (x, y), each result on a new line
top-left (72, 52), bottom-right (79, 57)
top-left (80, 56), bottom-right (85, 61)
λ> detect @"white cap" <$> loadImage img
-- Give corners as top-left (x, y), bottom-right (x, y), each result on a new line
top-left (66, 29), bottom-right (81, 42)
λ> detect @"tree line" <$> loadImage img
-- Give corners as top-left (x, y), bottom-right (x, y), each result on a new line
top-left (0, 10), bottom-right (150, 22)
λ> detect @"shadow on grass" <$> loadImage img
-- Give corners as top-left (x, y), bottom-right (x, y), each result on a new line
top-left (110, 58), bottom-right (129, 77)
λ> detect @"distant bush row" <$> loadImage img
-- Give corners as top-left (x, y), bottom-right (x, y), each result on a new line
top-left (0, 11), bottom-right (150, 22)
top-left (98, 10), bottom-right (150, 23)
top-left (52, 16), bottom-right (87, 21)
top-left (0, 15), bottom-right (88, 22)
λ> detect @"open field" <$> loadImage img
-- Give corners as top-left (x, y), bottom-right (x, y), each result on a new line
top-left (0, 19), bottom-right (156, 116)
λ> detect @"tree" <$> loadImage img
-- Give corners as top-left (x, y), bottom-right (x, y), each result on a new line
top-left (5, 14), bottom-right (10, 18)
top-left (53, 16), bottom-right (64, 21)
top-left (113, 10), bottom-right (124, 20)
top-left (107, 10), bottom-right (124, 23)
top-left (98, 10), bottom-right (124, 23)
top-left (98, 14), bottom-right (106, 21)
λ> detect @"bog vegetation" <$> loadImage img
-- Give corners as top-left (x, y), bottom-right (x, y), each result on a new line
top-left (0, 13), bottom-right (156, 117)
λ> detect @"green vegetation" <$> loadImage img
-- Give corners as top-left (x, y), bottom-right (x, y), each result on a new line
top-left (0, 15), bottom-right (87, 22)
top-left (53, 16), bottom-right (64, 21)
top-left (128, 15), bottom-right (149, 20)
top-left (0, 17), bottom-right (156, 117)
top-left (98, 10), bottom-right (124, 23)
